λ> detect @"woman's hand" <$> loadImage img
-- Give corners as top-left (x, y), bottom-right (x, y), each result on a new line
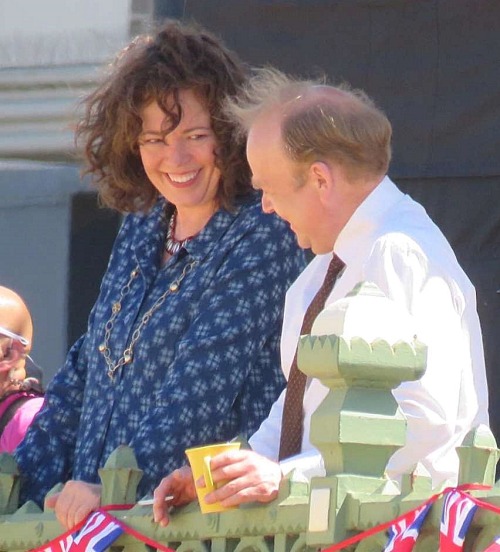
top-left (44, 481), bottom-right (101, 529)
top-left (153, 466), bottom-right (197, 527)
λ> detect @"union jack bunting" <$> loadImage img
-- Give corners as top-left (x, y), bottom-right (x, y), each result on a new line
top-left (439, 490), bottom-right (478, 551)
top-left (484, 536), bottom-right (500, 551)
top-left (38, 510), bottom-right (123, 552)
top-left (383, 501), bottom-right (432, 552)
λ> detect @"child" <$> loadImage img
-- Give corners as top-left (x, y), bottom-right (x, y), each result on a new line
top-left (0, 286), bottom-right (44, 453)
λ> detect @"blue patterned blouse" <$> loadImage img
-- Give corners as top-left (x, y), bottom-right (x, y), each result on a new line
top-left (15, 193), bottom-right (306, 505)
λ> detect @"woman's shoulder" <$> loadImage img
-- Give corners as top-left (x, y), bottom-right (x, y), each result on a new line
top-left (232, 193), bottom-right (291, 234)
top-left (112, 199), bottom-right (166, 248)
top-left (120, 198), bottom-right (165, 226)
top-left (227, 194), bottom-right (305, 265)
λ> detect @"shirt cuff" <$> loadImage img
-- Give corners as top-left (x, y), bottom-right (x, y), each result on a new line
top-left (279, 448), bottom-right (325, 480)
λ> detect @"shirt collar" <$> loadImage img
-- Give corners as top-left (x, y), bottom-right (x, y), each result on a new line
top-left (134, 193), bottom-right (255, 265)
top-left (183, 198), bottom-right (249, 262)
top-left (334, 175), bottom-right (404, 266)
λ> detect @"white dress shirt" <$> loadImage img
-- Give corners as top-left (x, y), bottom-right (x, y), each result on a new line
top-left (249, 176), bottom-right (489, 488)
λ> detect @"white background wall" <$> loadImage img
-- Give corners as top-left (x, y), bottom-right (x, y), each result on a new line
top-left (0, 0), bottom-right (132, 67)
top-left (0, 161), bottom-right (87, 380)
top-left (0, 0), bottom-right (140, 380)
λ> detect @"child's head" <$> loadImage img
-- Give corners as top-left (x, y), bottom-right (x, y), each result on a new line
top-left (0, 286), bottom-right (33, 387)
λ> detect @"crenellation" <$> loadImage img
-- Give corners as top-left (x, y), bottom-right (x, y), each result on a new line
top-left (0, 283), bottom-right (499, 551)
top-left (0, 452), bottom-right (20, 515)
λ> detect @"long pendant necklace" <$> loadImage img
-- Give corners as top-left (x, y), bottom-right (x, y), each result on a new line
top-left (99, 259), bottom-right (198, 380)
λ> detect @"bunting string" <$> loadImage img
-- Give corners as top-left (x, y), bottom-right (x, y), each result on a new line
top-left (320, 483), bottom-right (490, 552)
top-left (27, 484), bottom-right (500, 552)
top-left (28, 503), bottom-right (175, 552)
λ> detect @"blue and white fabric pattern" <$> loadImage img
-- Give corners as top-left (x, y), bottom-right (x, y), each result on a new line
top-left (16, 193), bottom-right (306, 505)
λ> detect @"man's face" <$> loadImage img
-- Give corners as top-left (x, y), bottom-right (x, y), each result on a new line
top-left (247, 117), bottom-right (334, 254)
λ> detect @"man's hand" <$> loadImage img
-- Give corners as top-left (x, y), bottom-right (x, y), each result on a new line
top-left (44, 481), bottom-right (101, 529)
top-left (203, 449), bottom-right (282, 508)
top-left (153, 466), bottom-right (197, 527)
top-left (152, 451), bottom-right (283, 526)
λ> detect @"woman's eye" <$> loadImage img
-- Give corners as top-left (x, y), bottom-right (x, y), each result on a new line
top-left (188, 134), bottom-right (208, 141)
top-left (138, 136), bottom-right (164, 146)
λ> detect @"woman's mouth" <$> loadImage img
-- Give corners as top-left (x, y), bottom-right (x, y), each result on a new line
top-left (167, 170), bottom-right (199, 186)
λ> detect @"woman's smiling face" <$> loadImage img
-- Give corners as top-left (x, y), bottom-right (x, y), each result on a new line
top-left (138, 89), bottom-right (221, 215)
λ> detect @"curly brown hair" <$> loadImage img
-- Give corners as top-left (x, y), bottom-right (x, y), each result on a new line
top-left (76, 20), bottom-right (252, 213)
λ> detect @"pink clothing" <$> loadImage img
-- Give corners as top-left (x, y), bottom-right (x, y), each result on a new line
top-left (0, 395), bottom-right (44, 453)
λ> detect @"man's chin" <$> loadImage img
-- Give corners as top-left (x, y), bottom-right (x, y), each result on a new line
top-left (296, 235), bottom-right (331, 255)
top-left (296, 236), bottom-right (310, 251)
top-left (309, 243), bottom-right (335, 255)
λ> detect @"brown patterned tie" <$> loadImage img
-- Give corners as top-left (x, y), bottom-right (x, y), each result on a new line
top-left (278, 253), bottom-right (345, 461)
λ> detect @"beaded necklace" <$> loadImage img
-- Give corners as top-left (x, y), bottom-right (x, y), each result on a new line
top-left (165, 209), bottom-right (194, 256)
top-left (99, 259), bottom-right (198, 380)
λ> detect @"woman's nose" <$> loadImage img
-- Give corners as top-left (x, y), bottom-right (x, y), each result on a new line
top-left (156, 139), bottom-right (190, 167)
top-left (167, 140), bottom-right (190, 165)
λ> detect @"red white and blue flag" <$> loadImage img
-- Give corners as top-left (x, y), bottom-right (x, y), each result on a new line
top-left (39, 510), bottom-right (123, 552)
top-left (484, 536), bottom-right (500, 551)
top-left (439, 490), bottom-right (478, 552)
top-left (383, 501), bottom-right (432, 552)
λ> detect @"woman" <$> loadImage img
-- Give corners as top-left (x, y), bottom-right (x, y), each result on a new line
top-left (15, 21), bottom-right (305, 527)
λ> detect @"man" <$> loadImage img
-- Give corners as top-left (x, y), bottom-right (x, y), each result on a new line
top-left (153, 69), bottom-right (489, 525)
top-left (0, 286), bottom-right (44, 453)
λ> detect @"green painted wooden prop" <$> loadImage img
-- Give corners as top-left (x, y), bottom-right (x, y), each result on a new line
top-left (0, 282), bottom-right (498, 551)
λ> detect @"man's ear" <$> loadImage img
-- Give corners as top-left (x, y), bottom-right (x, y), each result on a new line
top-left (309, 161), bottom-right (335, 200)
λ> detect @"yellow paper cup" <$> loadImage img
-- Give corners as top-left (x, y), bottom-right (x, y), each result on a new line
top-left (185, 442), bottom-right (241, 514)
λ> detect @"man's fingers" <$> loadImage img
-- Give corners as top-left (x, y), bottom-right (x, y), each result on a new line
top-left (153, 479), bottom-right (172, 524)
top-left (205, 472), bottom-right (258, 504)
top-left (209, 449), bottom-right (246, 470)
top-left (208, 457), bottom-right (249, 485)
top-left (153, 467), bottom-right (195, 524)
top-left (211, 481), bottom-right (279, 507)
top-left (204, 451), bottom-right (282, 508)
top-left (219, 490), bottom-right (259, 507)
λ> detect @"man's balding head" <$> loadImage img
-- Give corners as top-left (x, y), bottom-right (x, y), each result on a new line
top-left (0, 286), bottom-right (33, 349)
top-left (225, 68), bottom-right (392, 182)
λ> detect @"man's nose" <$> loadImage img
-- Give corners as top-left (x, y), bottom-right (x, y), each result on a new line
top-left (261, 193), bottom-right (275, 214)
